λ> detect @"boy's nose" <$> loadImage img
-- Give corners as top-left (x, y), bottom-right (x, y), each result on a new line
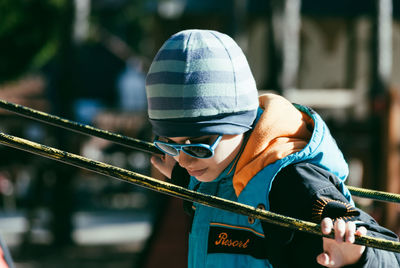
top-left (177, 150), bottom-right (196, 169)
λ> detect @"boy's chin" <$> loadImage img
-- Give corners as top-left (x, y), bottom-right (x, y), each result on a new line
top-left (195, 174), bottom-right (218, 182)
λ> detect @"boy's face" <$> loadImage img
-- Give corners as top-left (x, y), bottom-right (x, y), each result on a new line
top-left (163, 134), bottom-right (244, 182)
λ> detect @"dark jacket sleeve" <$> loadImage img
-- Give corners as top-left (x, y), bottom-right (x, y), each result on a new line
top-left (264, 162), bottom-right (400, 268)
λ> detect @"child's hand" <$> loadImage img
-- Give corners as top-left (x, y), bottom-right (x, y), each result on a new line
top-left (150, 154), bottom-right (177, 179)
top-left (316, 218), bottom-right (367, 267)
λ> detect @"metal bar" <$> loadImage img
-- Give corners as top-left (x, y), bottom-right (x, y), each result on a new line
top-left (0, 98), bottom-right (399, 203)
top-left (0, 99), bottom-right (161, 155)
top-left (0, 131), bottom-right (398, 253)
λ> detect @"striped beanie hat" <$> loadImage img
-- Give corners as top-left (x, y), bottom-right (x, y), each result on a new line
top-left (145, 29), bottom-right (259, 137)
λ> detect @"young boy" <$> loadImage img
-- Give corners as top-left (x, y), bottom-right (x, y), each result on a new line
top-left (146, 29), bottom-right (399, 267)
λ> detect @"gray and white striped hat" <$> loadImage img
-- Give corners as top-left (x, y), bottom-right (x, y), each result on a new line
top-left (145, 29), bottom-right (259, 137)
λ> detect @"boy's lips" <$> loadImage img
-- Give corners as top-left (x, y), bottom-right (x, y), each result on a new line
top-left (187, 168), bottom-right (207, 177)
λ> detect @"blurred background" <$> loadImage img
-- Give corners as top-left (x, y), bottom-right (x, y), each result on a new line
top-left (0, 0), bottom-right (399, 267)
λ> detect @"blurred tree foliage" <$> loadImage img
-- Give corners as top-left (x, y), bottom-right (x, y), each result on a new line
top-left (0, 0), bottom-right (66, 83)
top-left (90, 0), bottom-right (155, 59)
top-left (0, 0), bottom-right (154, 84)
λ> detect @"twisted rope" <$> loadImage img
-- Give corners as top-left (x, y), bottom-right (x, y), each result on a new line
top-left (0, 99), bottom-right (161, 155)
top-left (0, 131), bottom-right (398, 253)
top-left (347, 185), bottom-right (400, 203)
top-left (0, 99), bottom-right (398, 203)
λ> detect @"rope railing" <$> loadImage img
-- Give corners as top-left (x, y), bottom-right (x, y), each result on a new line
top-left (0, 99), bottom-right (161, 155)
top-left (0, 131), bottom-right (398, 253)
top-left (0, 98), bottom-right (399, 204)
top-left (347, 186), bottom-right (400, 204)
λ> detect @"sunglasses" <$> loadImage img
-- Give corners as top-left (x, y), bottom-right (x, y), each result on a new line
top-left (154, 135), bottom-right (222, 159)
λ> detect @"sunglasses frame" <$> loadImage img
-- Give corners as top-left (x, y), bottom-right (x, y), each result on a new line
top-left (154, 135), bottom-right (222, 159)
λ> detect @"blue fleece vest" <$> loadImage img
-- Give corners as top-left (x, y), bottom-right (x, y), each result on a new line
top-left (187, 105), bottom-right (353, 268)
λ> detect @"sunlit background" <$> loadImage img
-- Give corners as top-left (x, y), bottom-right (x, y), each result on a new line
top-left (0, 0), bottom-right (399, 267)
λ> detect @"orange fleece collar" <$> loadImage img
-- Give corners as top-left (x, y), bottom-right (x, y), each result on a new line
top-left (232, 94), bottom-right (313, 197)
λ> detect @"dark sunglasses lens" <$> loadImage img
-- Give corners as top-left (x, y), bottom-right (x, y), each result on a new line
top-left (155, 143), bottom-right (179, 156)
top-left (183, 146), bottom-right (212, 158)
